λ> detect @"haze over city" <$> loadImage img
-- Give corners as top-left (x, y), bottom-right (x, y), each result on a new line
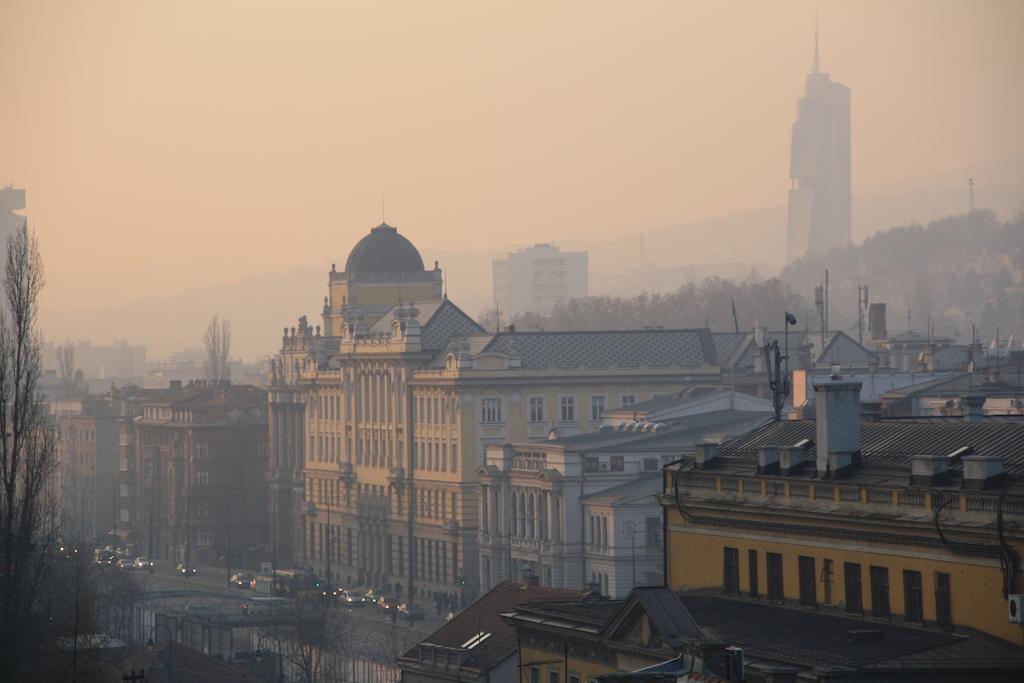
top-left (1, 0), bottom-right (1022, 357)
top-left (2, 2), bottom-right (1024, 682)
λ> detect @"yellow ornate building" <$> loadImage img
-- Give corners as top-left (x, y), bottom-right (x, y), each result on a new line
top-left (660, 376), bottom-right (1024, 646)
top-left (270, 222), bottom-right (723, 601)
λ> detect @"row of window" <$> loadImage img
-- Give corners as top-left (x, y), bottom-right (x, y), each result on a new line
top-left (483, 394), bottom-right (638, 425)
top-left (412, 441), bottom-right (458, 472)
top-left (722, 547), bottom-right (952, 628)
top-left (417, 395), bottom-right (457, 426)
top-left (527, 668), bottom-right (593, 683)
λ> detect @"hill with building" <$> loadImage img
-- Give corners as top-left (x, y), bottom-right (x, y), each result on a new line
top-left (781, 209), bottom-right (1024, 343)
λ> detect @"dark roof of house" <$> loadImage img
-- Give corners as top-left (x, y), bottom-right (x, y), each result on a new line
top-left (611, 587), bottom-right (704, 643)
top-left (399, 581), bottom-right (584, 675)
top-left (710, 333), bottom-right (747, 367)
top-left (514, 594), bottom-right (623, 626)
top-left (717, 417), bottom-right (1024, 473)
top-left (682, 594), bottom-right (1024, 671)
top-left (478, 328), bottom-right (718, 369)
top-left (581, 474), bottom-right (661, 503)
top-left (881, 366), bottom-right (1024, 400)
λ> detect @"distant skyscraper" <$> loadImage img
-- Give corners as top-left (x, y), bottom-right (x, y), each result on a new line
top-left (786, 24), bottom-right (851, 262)
top-left (492, 243), bottom-right (588, 319)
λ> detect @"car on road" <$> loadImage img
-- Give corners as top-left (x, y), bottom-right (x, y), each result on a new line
top-left (176, 563), bottom-right (197, 576)
top-left (133, 557), bottom-right (154, 570)
top-left (340, 590), bottom-right (366, 607)
top-left (398, 602), bottom-right (425, 621)
top-left (376, 595), bottom-right (398, 613)
top-left (116, 558), bottom-right (134, 569)
top-left (231, 572), bottom-right (254, 589)
top-left (94, 550), bottom-right (116, 566)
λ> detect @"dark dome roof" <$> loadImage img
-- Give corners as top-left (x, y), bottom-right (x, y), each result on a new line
top-left (344, 223), bottom-right (425, 274)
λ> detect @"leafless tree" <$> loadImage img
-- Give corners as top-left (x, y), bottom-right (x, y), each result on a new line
top-left (56, 340), bottom-right (77, 396)
top-left (203, 314), bottom-right (232, 382)
top-left (259, 593), bottom-right (351, 683)
top-left (0, 223), bottom-right (61, 681)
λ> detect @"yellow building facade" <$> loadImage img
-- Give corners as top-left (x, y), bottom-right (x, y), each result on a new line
top-left (660, 377), bottom-right (1024, 646)
top-left (270, 222), bottom-right (724, 602)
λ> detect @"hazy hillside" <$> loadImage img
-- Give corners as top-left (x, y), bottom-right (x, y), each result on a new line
top-left (781, 210), bottom-right (1024, 342)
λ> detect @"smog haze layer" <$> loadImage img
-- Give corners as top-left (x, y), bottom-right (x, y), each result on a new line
top-left (1, 0), bottom-right (1022, 358)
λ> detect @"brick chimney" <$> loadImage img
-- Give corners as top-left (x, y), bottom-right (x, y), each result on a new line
top-left (812, 373), bottom-right (863, 479)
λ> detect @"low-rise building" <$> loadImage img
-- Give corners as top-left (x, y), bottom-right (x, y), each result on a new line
top-left (478, 392), bottom-right (774, 597)
top-left (398, 579), bottom-right (585, 682)
top-left (661, 374), bottom-right (1024, 645)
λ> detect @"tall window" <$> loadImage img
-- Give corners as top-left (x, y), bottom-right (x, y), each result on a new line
top-left (644, 517), bottom-right (659, 547)
top-left (798, 556), bottom-right (817, 607)
top-left (723, 547), bottom-right (740, 594)
top-left (450, 444), bottom-right (458, 472)
top-left (844, 563), bottom-right (863, 614)
top-left (610, 456), bottom-right (624, 472)
top-left (935, 572), bottom-right (952, 629)
top-left (748, 550), bottom-right (759, 598)
top-left (590, 395), bottom-right (606, 421)
top-left (870, 566), bottom-right (891, 619)
top-left (481, 398), bottom-right (502, 424)
top-left (559, 396), bottom-right (575, 422)
top-left (767, 553), bottom-right (784, 602)
top-left (529, 397), bottom-right (545, 422)
top-left (822, 559), bottom-right (834, 604)
top-left (903, 570), bottom-right (924, 623)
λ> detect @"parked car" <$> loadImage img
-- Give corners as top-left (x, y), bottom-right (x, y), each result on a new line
top-left (94, 550), bottom-right (116, 566)
top-left (398, 602), bottom-right (425, 621)
top-left (231, 572), bottom-right (254, 589)
top-left (176, 563), bottom-right (197, 576)
top-left (116, 558), bottom-right (134, 569)
top-left (133, 557), bottom-right (154, 570)
top-left (340, 590), bottom-right (366, 607)
top-left (184, 603), bottom-right (220, 619)
top-left (377, 595), bottom-right (398, 613)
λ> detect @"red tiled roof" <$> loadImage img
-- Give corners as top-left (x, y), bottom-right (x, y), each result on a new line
top-left (400, 581), bottom-right (585, 674)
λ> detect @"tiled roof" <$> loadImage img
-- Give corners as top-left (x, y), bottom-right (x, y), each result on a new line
top-left (515, 595), bottom-right (622, 626)
top-left (718, 417), bottom-right (1024, 474)
top-left (710, 333), bottom-right (747, 366)
top-left (682, 594), bottom-right (1024, 670)
top-left (480, 329), bottom-right (718, 369)
top-left (399, 581), bottom-right (583, 674)
top-left (369, 299), bottom-right (485, 349)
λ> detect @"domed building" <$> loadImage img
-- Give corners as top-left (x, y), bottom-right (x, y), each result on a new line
top-left (323, 223), bottom-right (443, 335)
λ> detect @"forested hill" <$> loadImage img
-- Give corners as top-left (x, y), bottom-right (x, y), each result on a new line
top-left (781, 210), bottom-right (1024, 341)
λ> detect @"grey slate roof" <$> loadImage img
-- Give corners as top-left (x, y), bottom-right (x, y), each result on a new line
top-left (369, 299), bottom-right (485, 350)
top-left (479, 328), bottom-right (718, 369)
top-left (710, 333), bottom-right (747, 366)
top-left (717, 417), bottom-right (1024, 474)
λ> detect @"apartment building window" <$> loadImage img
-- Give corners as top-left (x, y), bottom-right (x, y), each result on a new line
top-left (645, 517), bottom-right (659, 546)
top-left (610, 456), bottom-right (624, 472)
top-left (481, 398), bottom-right (502, 424)
top-left (196, 470), bottom-right (210, 487)
top-left (903, 570), bottom-right (924, 623)
top-left (451, 444), bottom-right (458, 471)
top-left (529, 397), bottom-right (545, 422)
top-left (529, 667), bottom-right (540, 683)
top-left (559, 396), bottom-right (575, 422)
top-left (767, 553), bottom-right (784, 602)
top-left (569, 674), bottom-right (581, 683)
top-left (870, 566), bottom-right (891, 619)
top-left (643, 457), bottom-right (659, 471)
top-left (584, 457), bottom-right (599, 473)
top-left (590, 395), bottom-right (606, 421)
top-left (723, 547), bottom-right (740, 594)
top-left (620, 394), bottom-right (637, 407)
top-left (844, 563), bottom-right (863, 614)
top-left (935, 572), bottom-right (953, 629)
top-left (798, 556), bottom-right (817, 607)
top-left (748, 550), bottom-right (759, 598)
top-left (549, 670), bottom-right (560, 683)
top-left (195, 443), bottom-right (209, 460)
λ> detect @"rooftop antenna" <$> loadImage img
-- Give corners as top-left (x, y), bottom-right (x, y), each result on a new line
top-left (968, 178), bottom-right (975, 213)
top-left (730, 298), bottom-right (740, 334)
top-left (813, 6), bottom-right (821, 73)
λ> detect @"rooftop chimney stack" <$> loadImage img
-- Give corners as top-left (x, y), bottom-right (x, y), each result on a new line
top-left (813, 374), bottom-right (863, 478)
top-left (962, 395), bottom-right (985, 423)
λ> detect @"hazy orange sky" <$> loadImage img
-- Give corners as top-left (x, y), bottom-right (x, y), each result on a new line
top-left (1, 0), bottom-right (1022, 322)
